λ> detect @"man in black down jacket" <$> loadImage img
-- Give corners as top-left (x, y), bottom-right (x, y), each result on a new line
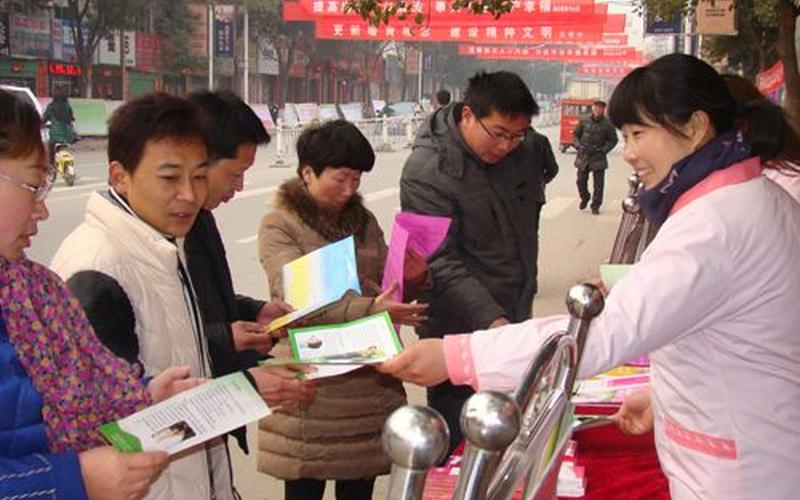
top-left (185, 91), bottom-right (314, 453)
top-left (400, 71), bottom-right (554, 454)
top-left (572, 100), bottom-right (618, 214)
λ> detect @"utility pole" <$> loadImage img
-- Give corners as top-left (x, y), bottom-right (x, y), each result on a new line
top-left (119, 31), bottom-right (127, 101)
top-left (417, 48), bottom-right (423, 102)
top-left (243, 6), bottom-right (249, 102)
top-left (208, 2), bottom-right (214, 90)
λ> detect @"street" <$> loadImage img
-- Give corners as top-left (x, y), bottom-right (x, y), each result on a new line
top-left (29, 125), bottom-right (633, 499)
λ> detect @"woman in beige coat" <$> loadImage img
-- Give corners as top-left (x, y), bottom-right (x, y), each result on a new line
top-left (257, 120), bottom-right (429, 500)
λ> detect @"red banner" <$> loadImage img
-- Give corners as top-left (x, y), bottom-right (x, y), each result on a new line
top-left (314, 20), bottom-right (611, 42)
top-left (577, 64), bottom-right (637, 77)
top-left (462, 44), bottom-right (647, 64)
top-left (597, 34), bottom-right (627, 46)
top-left (297, 0), bottom-right (604, 21)
top-left (285, 1), bottom-right (625, 32)
top-left (756, 60), bottom-right (784, 95)
top-left (135, 33), bottom-right (162, 72)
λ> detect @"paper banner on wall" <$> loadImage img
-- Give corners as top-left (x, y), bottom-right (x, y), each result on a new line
top-left (381, 213), bottom-right (451, 302)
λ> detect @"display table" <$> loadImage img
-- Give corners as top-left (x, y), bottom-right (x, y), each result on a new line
top-left (422, 426), bottom-right (668, 500)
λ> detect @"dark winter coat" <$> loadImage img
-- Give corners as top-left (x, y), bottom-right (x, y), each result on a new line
top-left (185, 209), bottom-right (266, 453)
top-left (400, 103), bottom-right (547, 337)
top-left (573, 114), bottom-right (618, 171)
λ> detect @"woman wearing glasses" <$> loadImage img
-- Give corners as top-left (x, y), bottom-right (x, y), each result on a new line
top-left (0, 90), bottom-right (200, 499)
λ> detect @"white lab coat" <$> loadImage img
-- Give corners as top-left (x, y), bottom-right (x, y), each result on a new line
top-left (452, 160), bottom-right (800, 499)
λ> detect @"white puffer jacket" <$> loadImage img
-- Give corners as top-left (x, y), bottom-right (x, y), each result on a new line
top-left (51, 192), bottom-right (235, 500)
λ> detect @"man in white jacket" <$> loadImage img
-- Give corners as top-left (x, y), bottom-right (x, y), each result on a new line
top-left (51, 94), bottom-right (236, 500)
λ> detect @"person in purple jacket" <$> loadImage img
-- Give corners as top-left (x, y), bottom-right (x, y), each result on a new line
top-left (0, 90), bottom-right (197, 499)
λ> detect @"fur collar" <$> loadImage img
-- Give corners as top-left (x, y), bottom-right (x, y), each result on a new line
top-left (276, 178), bottom-right (370, 242)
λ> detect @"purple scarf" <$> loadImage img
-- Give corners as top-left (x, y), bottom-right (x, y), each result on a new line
top-left (0, 257), bottom-right (151, 452)
top-left (639, 131), bottom-right (753, 228)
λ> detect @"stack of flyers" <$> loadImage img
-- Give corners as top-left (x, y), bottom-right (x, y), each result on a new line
top-left (556, 440), bottom-right (587, 498)
top-left (573, 365), bottom-right (650, 415)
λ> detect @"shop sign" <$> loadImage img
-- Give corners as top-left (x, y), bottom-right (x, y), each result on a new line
top-left (214, 5), bottom-right (235, 58)
top-left (9, 14), bottom-right (51, 58)
top-left (0, 13), bottom-right (9, 56)
top-left (51, 19), bottom-right (78, 62)
top-left (645, 9), bottom-right (682, 35)
top-left (696, 0), bottom-right (736, 35)
top-left (49, 62), bottom-right (82, 76)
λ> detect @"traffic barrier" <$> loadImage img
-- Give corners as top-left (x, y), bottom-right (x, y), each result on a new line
top-left (71, 99), bottom-right (109, 137)
top-left (268, 115), bottom-right (425, 167)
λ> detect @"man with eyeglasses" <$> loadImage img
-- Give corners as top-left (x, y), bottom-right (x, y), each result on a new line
top-left (400, 70), bottom-right (553, 454)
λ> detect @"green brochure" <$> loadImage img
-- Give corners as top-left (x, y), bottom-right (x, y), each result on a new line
top-left (100, 372), bottom-right (270, 454)
top-left (261, 312), bottom-right (402, 379)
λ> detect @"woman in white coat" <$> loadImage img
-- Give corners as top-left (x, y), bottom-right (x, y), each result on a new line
top-left (378, 54), bottom-right (800, 500)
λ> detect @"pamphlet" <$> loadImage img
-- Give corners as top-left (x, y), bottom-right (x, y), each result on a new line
top-left (262, 312), bottom-right (402, 379)
top-left (599, 263), bottom-right (632, 289)
top-left (573, 366), bottom-right (650, 415)
top-left (100, 372), bottom-right (270, 455)
top-left (266, 236), bottom-right (361, 333)
top-left (381, 212), bottom-right (451, 302)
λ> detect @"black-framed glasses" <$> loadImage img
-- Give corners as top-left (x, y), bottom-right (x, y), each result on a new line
top-left (0, 163), bottom-right (57, 202)
top-left (476, 117), bottom-right (528, 144)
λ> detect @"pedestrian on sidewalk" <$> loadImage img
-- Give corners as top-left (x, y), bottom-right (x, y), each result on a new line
top-left (43, 89), bottom-right (76, 163)
top-left (573, 99), bottom-right (618, 214)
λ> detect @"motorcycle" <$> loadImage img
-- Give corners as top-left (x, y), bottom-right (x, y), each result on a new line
top-left (53, 142), bottom-right (77, 186)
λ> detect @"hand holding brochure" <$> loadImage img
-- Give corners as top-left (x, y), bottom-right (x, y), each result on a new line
top-left (382, 213), bottom-right (451, 302)
top-left (266, 236), bottom-right (361, 333)
top-left (100, 372), bottom-right (269, 454)
top-left (262, 312), bottom-right (402, 379)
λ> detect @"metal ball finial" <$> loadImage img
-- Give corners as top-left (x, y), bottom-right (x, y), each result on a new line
top-left (565, 283), bottom-right (605, 320)
top-left (459, 392), bottom-right (520, 452)
top-left (622, 196), bottom-right (640, 214)
top-left (382, 406), bottom-right (449, 470)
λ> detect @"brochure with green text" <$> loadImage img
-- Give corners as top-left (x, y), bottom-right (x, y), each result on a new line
top-left (262, 312), bottom-right (402, 379)
top-left (100, 372), bottom-right (270, 454)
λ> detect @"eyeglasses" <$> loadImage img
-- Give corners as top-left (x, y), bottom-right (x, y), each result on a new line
top-left (476, 117), bottom-right (528, 144)
top-left (0, 163), bottom-right (57, 202)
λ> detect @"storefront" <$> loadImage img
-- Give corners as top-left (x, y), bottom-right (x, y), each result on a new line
top-left (128, 69), bottom-right (157, 97)
top-left (91, 64), bottom-right (122, 99)
top-left (0, 59), bottom-right (39, 91)
top-left (47, 61), bottom-right (82, 97)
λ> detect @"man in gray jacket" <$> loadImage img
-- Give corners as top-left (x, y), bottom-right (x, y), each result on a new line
top-left (400, 71), bottom-right (551, 453)
top-left (573, 100), bottom-right (618, 214)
